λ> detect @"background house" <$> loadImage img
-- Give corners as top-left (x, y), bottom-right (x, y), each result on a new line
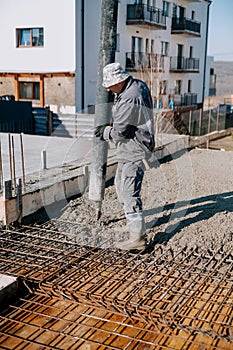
top-left (0, 0), bottom-right (211, 114)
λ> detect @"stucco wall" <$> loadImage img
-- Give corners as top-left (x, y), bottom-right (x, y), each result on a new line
top-left (0, 0), bottom-right (75, 73)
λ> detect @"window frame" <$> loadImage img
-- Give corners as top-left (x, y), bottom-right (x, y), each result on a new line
top-left (19, 82), bottom-right (40, 100)
top-left (16, 27), bottom-right (44, 48)
top-left (162, 1), bottom-right (170, 17)
top-left (159, 80), bottom-right (167, 95)
top-left (161, 41), bottom-right (169, 56)
top-left (175, 80), bottom-right (182, 95)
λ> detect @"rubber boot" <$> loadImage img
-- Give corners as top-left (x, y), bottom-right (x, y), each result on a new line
top-left (115, 212), bottom-right (146, 251)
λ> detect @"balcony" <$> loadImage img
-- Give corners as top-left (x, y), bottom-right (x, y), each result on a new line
top-left (171, 17), bottom-right (201, 37)
top-left (126, 4), bottom-right (166, 29)
top-left (126, 52), bottom-right (164, 72)
top-left (170, 56), bottom-right (200, 72)
top-left (174, 93), bottom-right (197, 106)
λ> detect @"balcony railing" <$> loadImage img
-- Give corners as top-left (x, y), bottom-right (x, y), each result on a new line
top-left (174, 93), bottom-right (197, 106)
top-left (126, 4), bottom-right (166, 29)
top-left (126, 52), bottom-right (164, 72)
top-left (171, 17), bottom-right (201, 36)
top-left (170, 56), bottom-right (200, 72)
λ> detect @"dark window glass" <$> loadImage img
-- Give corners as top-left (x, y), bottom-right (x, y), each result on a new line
top-left (19, 82), bottom-right (40, 100)
top-left (32, 28), bottom-right (44, 46)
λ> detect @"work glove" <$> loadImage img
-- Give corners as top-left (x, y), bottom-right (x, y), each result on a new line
top-left (95, 124), bottom-right (108, 140)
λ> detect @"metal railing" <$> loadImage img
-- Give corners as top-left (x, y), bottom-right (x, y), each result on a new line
top-left (179, 105), bottom-right (233, 136)
top-left (126, 52), bottom-right (164, 72)
top-left (172, 17), bottom-right (201, 35)
top-left (127, 4), bottom-right (166, 27)
top-left (170, 56), bottom-right (199, 72)
top-left (173, 93), bottom-right (198, 107)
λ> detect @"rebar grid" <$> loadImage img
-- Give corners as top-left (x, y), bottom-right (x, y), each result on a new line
top-left (0, 294), bottom-right (231, 350)
top-left (0, 222), bottom-right (232, 342)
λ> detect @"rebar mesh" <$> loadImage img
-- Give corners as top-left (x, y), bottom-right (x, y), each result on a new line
top-left (0, 221), bottom-right (232, 345)
top-left (0, 294), bottom-right (231, 350)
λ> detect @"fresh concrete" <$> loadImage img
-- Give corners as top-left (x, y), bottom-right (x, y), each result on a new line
top-left (0, 132), bottom-right (190, 225)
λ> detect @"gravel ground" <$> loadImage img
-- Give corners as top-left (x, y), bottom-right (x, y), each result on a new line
top-left (47, 147), bottom-right (233, 253)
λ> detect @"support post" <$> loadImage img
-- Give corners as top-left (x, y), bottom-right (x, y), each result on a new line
top-left (89, 0), bottom-right (119, 219)
top-left (41, 150), bottom-right (47, 170)
top-left (16, 178), bottom-right (22, 222)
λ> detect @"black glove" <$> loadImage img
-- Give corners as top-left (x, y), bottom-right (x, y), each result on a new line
top-left (95, 124), bottom-right (108, 140)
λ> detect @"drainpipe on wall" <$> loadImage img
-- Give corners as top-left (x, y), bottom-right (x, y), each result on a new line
top-left (81, 0), bottom-right (85, 111)
top-left (202, 0), bottom-right (212, 104)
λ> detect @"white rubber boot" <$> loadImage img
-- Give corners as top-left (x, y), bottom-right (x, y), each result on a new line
top-left (115, 212), bottom-right (146, 251)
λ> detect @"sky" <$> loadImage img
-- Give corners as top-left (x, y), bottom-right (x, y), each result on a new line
top-left (207, 0), bottom-right (233, 61)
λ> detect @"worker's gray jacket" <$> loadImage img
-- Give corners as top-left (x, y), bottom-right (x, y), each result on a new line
top-left (104, 76), bottom-right (155, 163)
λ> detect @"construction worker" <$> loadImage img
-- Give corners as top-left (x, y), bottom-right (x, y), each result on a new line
top-left (95, 62), bottom-right (155, 250)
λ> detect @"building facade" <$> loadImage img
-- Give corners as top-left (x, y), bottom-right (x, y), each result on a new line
top-left (0, 0), bottom-right (211, 113)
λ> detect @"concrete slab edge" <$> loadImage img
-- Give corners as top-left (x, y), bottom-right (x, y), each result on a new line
top-left (0, 135), bottom-right (190, 226)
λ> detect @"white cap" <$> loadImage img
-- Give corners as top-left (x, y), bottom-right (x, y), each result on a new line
top-left (102, 62), bottom-right (130, 88)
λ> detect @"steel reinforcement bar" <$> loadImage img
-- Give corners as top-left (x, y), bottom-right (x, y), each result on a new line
top-left (0, 222), bottom-right (232, 342)
top-left (0, 294), bottom-right (231, 350)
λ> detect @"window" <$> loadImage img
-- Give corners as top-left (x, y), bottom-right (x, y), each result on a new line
top-left (159, 80), bottom-right (167, 95)
top-left (132, 36), bottom-right (142, 53)
top-left (145, 38), bottom-right (149, 53)
top-left (151, 39), bottom-right (154, 54)
top-left (188, 80), bottom-right (192, 93)
top-left (161, 41), bottom-right (169, 56)
top-left (162, 1), bottom-right (169, 16)
top-left (19, 82), bottom-right (40, 100)
top-left (191, 10), bottom-right (195, 20)
top-left (189, 46), bottom-right (193, 58)
top-left (16, 28), bottom-right (44, 47)
top-left (175, 80), bottom-right (182, 95)
top-left (146, 0), bottom-right (156, 10)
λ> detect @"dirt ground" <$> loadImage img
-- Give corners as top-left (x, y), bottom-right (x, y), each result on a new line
top-left (209, 134), bottom-right (233, 151)
top-left (48, 145), bottom-right (233, 253)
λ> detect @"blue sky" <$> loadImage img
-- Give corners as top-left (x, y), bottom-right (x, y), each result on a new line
top-left (207, 0), bottom-right (233, 61)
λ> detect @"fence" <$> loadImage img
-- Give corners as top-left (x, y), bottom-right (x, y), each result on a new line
top-left (0, 100), bottom-right (33, 134)
top-left (154, 105), bottom-right (233, 137)
top-left (32, 107), bottom-right (53, 136)
top-left (31, 105), bottom-right (233, 139)
top-left (182, 105), bottom-right (233, 136)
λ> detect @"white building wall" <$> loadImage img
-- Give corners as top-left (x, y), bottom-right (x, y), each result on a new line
top-left (82, 0), bottom-right (101, 111)
top-left (0, 0), bottom-right (75, 73)
top-left (0, 0), bottom-right (210, 111)
top-left (116, 0), bottom-right (209, 105)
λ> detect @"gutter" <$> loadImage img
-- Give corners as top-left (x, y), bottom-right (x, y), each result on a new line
top-left (80, 0), bottom-right (85, 111)
top-left (202, 0), bottom-right (212, 102)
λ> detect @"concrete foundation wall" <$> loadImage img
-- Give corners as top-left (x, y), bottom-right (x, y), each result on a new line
top-left (0, 76), bottom-right (75, 112)
top-left (0, 77), bottom-right (14, 97)
top-left (45, 76), bottom-right (75, 111)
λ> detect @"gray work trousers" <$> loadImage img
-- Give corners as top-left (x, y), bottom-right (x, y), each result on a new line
top-left (115, 160), bottom-right (145, 215)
